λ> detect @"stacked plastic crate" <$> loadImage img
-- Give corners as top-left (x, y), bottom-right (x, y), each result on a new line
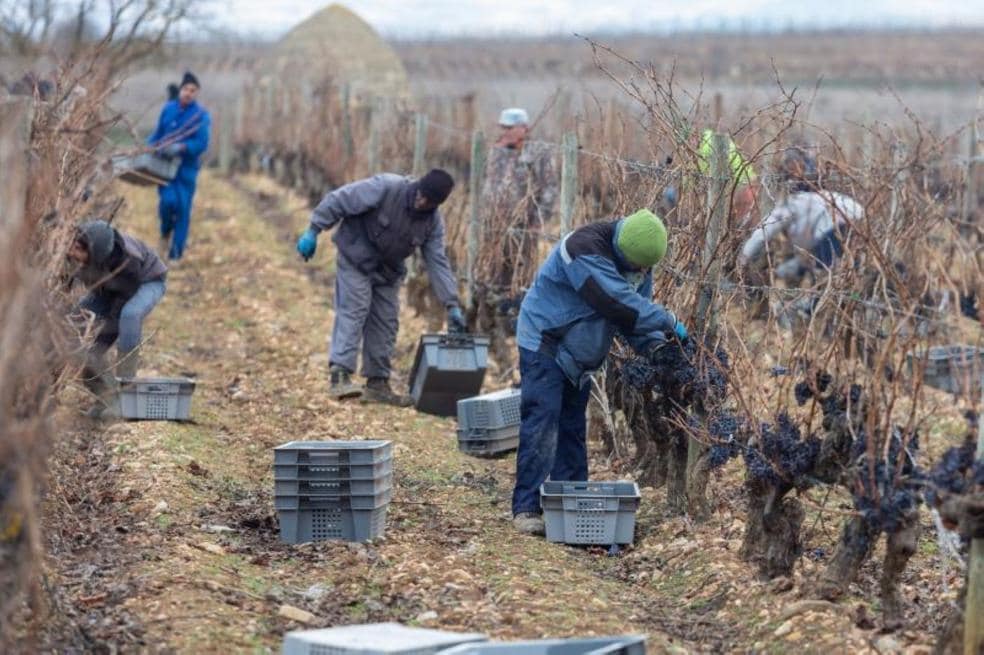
top-left (456, 387), bottom-right (522, 456)
top-left (273, 440), bottom-right (393, 544)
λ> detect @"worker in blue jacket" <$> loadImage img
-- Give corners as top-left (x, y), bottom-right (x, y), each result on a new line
top-left (147, 71), bottom-right (211, 261)
top-left (511, 209), bottom-right (688, 535)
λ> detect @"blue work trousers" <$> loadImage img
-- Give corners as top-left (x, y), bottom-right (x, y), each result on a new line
top-left (511, 347), bottom-right (592, 516)
top-left (158, 175), bottom-right (197, 260)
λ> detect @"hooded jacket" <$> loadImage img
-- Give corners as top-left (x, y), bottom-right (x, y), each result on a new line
top-left (75, 230), bottom-right (167, 301)
top-left (516, 219), bottom-right (677, 387)
top-left (308, 173), bottom-right (459, 306)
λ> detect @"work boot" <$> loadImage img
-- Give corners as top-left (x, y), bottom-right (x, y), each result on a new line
top-left (362, 377), bottom-right (413, 407)
top-left (116, 348), bottom-right (140, 381)
top-left (329, 366), bottom-right (362, 400)
top-left (82, 352), bottom-right (121, 420)
top-left (513, 512), bottom-right (545, 536)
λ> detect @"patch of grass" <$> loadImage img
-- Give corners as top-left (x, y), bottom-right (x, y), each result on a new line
top-left (155, 513), bottom-right (173, 529)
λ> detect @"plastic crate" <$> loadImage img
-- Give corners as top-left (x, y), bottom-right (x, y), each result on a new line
top-left (274, 487), bottom-right (393, 511)
top-left (437, 636), bottom-right (646, 655)
top-left (457, 425), bottom-right (520, 457)
top-left (907, 345), bottom-right (984, 395)
top-left (278, 504), bottom-right (389, 544)
top-left (274, 475), bottom-right (393, 497)
top-left (540, 481), bottom-right (642, 546)
top-left (283, 623), bottom-right (487, 655)
top-left (274, 457), bottom-right (393, 482)
top-left (118, 377), bottom-right (195, 421)
top-left (275, 440), bottom-right (393, 465)
top-left (457, 388), bottom-right (522, 431)
top-left (409, 334), bottom-right (490, 417)
top-left (111, 152), bottom-right (179, 186)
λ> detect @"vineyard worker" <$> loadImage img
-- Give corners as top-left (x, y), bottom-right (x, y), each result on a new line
top-left (296, 169), bottom-right (467, 404)
top-left (697, 128), bottom-right (758, 223)
top-left (147, 71), bottom-right (211, 262)
top-left (511, 209), bottom-right (688, 535)
top-left (738, 148), bottom-right (863, 281)
top-left (68, 221), bottom-right (167, 419)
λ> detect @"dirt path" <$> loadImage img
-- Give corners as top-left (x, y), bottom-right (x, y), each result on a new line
top-left (39, 171), bottom-right (958, 654)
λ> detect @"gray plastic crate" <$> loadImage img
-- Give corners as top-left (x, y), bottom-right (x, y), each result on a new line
top-left (278, 504), bottom-right (388, 543)
top-left (274, 475), bottom-right (393, 497)
top-left (274, 457), bottom-right (393, 482)
top-left (111, 152), bottom-right (179, 186)
top-left (457, 388), bottom-right (522, 431)
top-left (118, 377), bottom-right (195, 421)
top-left (274, 487), bottom-right (393, 511)
top-left (438, 636), bottom-right (646, 655)
top-left (540, 481), bottom-right (641, 546)
top-left (409, 334), bottom-right (490, 417)
top-left (283, 623), bottom-right (487, 655)
top-left (275, 440), bottom-right (393, 465)
top-left (457, 425), bottom-right (520, 457)
top-left (907, 345), bottom-right (984, 395)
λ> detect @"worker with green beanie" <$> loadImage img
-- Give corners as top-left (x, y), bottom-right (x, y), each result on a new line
top-left (511, 209), bottom-right (687, 535)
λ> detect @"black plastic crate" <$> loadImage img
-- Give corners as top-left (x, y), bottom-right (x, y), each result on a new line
top-left (409, 334), bottom-right (490, 417)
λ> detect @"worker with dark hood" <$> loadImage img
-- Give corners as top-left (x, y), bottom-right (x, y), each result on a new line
top-left (296, 169), bottom-right (466, 404)
top-left (68, 221), bottom-right (167, 419)
top-left (147, 71), bottom-right (211, 261)
top-left (511, 209), bottom-right (687, 535)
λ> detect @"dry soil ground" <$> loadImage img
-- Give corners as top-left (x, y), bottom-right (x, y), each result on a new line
top-left (33, 170), bottom-right (971, 654)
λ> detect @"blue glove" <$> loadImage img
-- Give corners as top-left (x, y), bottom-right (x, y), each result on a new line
top-left (673, 320), bottom-right (688, 341)
top-left (296, 228), bottom-right (318, 261)
top-left (160, 142), bottom-right (184, 158)
top-left (447, 306), bottom-right (467, 334)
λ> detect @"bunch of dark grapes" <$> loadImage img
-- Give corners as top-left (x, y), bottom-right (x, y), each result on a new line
top-left (851, 427), bottom-right (923, 534)
top-left (706, 410), bottom-right (745, 470)
top-left (742, 411), bottom-right (821, 488)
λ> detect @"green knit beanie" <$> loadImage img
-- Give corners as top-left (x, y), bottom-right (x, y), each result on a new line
top-left (617, 209), bottom-right (667, 268)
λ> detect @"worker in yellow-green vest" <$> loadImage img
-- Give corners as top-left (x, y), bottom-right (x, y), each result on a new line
top-left (697, 129), bottom-right (759, 224)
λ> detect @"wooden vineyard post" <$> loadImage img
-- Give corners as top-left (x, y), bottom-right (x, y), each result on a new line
top-left (367, 98), bottom-right (380, 176)
top-left (963, 118), bottom-right (980, 225)
top-left (466, 129), bottom-right (486, 311)
top-left (966, 382), bottom-right (984, 655)
top-left (412, 112), bottom-right (428, 177)
top-left (682, 131), bottom-right (730, 519)
top-left (219, 108), bottom-right (233, 176)
top-left (341, 83), bottom-right (354, 163)
top-left (559, 131), bottom-right (578, 237)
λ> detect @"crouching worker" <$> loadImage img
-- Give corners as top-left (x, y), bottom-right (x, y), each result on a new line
top-left (69, 221), bottom-right (167, 419)
top-left (511, 209), bottom-right (687, 535)
top-left (296, 169), bottom-right (467, 405)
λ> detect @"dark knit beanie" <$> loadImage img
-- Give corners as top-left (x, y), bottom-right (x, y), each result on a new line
top-left (418, 169), bottom-right (455, 204)
top-left (180, 71), bottom-right (200, 89)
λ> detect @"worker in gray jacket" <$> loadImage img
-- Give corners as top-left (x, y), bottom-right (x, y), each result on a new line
top-left (68, 220), bottom-right (168, 418)
top-left (296, 169), bottom-right (467, 404)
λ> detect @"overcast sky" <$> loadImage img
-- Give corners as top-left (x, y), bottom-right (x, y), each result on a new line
top-left (209, 0), bottom-right (984, 39)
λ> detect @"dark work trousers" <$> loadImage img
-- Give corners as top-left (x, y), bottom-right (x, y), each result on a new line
top-left (511, 347), bottom-right (592, 516)
top-left (329, 253), bottom-right (401, 380)
top-left (812, 225), bottom-right (849, 268)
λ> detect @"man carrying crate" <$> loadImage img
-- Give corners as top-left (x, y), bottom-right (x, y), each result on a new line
top-left (296, 169), bottom-right (468, 404)
top-left (511, 209), bottom-right (688, 535)
top-left (147, 71), bottom-right (211, 262)
top-left (68, 221), bottom-right (167, 419)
